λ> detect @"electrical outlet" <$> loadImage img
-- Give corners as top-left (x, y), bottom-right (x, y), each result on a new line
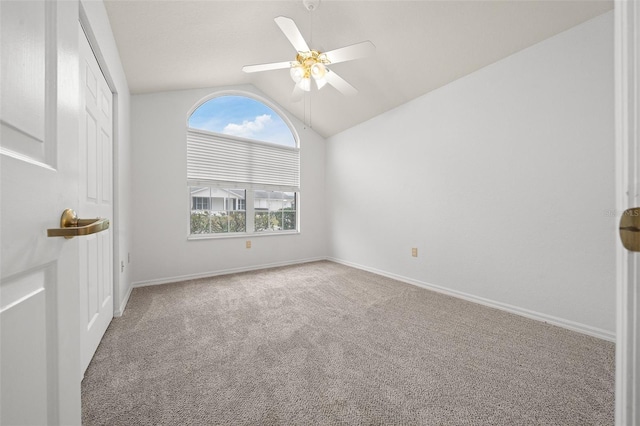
top-left (121, 261), bottom-right (125, 272)
top-left (411, 248), bottom-right (418, 257)
top-left (246, 240), bottom-right (252, 249)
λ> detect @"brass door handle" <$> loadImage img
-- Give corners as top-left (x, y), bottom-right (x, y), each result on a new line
top-left (47, 209), bottom-right (110, 239)
top-left (619, 208), bottom-right (640, 252)
top-left (620, 226), bottom-right (640, 232)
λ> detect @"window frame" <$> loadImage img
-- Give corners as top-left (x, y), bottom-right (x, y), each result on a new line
top-left (187, 186), bottom-right (300, 240)
top-left (186, 91), bottom-right (301, 240)
top-left (253, 190), bottom-right (297, 233)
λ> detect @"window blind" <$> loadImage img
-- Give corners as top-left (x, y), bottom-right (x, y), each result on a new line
top-left (187, 128), bottom-right (300, 190)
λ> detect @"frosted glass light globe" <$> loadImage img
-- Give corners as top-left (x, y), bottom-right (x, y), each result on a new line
top-left (310, 62), bottom-right (326, 80)
top-left (299, 77), bottom-right (311, 92)
top-left (290, 66), bottom-right (304, 83)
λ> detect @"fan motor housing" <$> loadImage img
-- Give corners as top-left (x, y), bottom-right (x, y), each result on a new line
top-left (303, 0), bottom-right (320, 11)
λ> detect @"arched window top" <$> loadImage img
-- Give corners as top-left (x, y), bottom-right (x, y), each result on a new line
top-left (188, 95), bottom-right (297, 148)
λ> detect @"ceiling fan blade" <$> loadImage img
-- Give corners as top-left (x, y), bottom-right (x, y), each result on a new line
top-left (324, 41), bottom-right (375, 64)
top-left (274, 16), bottom-right (310, 53)
top-left (242, 61), bottom-right (292, 73)
top-left (324, 69), bottom-right (358, 96)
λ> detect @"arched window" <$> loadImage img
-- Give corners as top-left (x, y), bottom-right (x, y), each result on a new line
top-left (189, 95), bottom-right (296, 147)
top-left (186, 94), bottom-right (299, 237)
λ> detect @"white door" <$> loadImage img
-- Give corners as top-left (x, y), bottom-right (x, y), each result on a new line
top-left (615, 0), bottom-right (640, 424)
top-left (78, 24), bottom-right (114, 375)
top-left (0, 1), bottom-right (82, 424)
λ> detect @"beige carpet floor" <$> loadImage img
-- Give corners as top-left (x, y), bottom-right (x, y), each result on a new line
top-left (82, 261), bottom-right (615, 425)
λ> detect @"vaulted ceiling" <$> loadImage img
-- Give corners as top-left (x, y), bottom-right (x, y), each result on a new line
top-left (104, 0), bottom-right (613, 138)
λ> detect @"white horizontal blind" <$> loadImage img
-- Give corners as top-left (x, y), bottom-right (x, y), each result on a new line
top-left (187, 128), bottom-right (300, 190)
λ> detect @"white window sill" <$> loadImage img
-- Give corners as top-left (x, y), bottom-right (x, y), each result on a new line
top-left (187, 230), bottom-right (300, 241)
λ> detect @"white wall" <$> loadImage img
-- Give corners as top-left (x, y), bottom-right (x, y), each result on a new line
top-left (81, 0), bottom-right (133, 315)
top-left (326, 12), bottom-right (616, 338)
top-left (130, 86), bottom-right (326, 285)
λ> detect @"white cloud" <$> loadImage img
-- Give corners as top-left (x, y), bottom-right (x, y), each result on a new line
top-left (223, 114), bottom-right (273, 139)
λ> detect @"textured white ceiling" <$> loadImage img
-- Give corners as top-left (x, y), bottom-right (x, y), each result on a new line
top-left (104, 0), bottom-right (612, 137)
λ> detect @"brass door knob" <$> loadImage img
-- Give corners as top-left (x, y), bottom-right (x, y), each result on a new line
top-left (47, 209), bottom-right (110, 239)
top-left (619, 208), bottom-right (640, 252)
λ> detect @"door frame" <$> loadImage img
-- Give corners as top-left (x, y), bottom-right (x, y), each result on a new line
top-left (78, 4), bottom-right (122, 320)
top-left (65, 0), bottom-right (640, 421)
top-left (614, 0), bottom-right (639, 424)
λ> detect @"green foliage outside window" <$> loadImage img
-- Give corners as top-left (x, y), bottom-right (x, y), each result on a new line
top-left (254, 211), bottom-right (279, 232)
top-left (255, 208), bottom-right (296, 232)
top-left (190, 211), bottom-right (246, 234)
top-left (282, 209), bottom-right (296, 230)
top-left (190, 211), bottom-right (211, 234)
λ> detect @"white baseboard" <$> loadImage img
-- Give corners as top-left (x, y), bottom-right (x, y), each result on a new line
top-left (113, 284), bottom-right (133, 317)
top-left (131, 257), bottom-right (327, 288)
top-left (327, 257), bottom-right (616, 342)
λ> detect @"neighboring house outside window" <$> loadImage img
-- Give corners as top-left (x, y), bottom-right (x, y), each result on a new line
top-left (187, 94), bottom-right (299, 237)
top-left (192, 196), bottom-right (211, 211)
top-left (190, 187), bottom-right (246, 234)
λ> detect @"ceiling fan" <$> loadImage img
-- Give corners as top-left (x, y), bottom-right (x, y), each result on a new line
top-left (242, 7), bottom-right (375, 101)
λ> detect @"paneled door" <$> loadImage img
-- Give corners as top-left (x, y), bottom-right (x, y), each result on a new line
top-left (0, 1), bottom-right (82, 424)
top-left (78, 24), bottom-right (114, 375)
top-left (615, 0), bottom-right (640, 423)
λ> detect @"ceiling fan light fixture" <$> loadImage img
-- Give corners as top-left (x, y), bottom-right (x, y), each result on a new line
top-left (289, 50), bottom-right (330, 87)
top-left (290, 65), bottom-right (305, 83)
top-left (242, 16), bottom-right (374, 99)
top-left (298, 77), bottom-right (311, 92)
top-left (310, 62), bottom-right (326, 80)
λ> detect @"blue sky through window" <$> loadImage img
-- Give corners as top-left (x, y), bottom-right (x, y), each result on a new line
top-left (189, 96), bottom-right (296, 147)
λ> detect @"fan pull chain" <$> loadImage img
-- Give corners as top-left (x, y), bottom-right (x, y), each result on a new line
top-left (309, 4), bottom-right (313, 48)
top-left (308, 7), bottom-right (312, 129)
top-left (308, 93), bottom-right (312, 129)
